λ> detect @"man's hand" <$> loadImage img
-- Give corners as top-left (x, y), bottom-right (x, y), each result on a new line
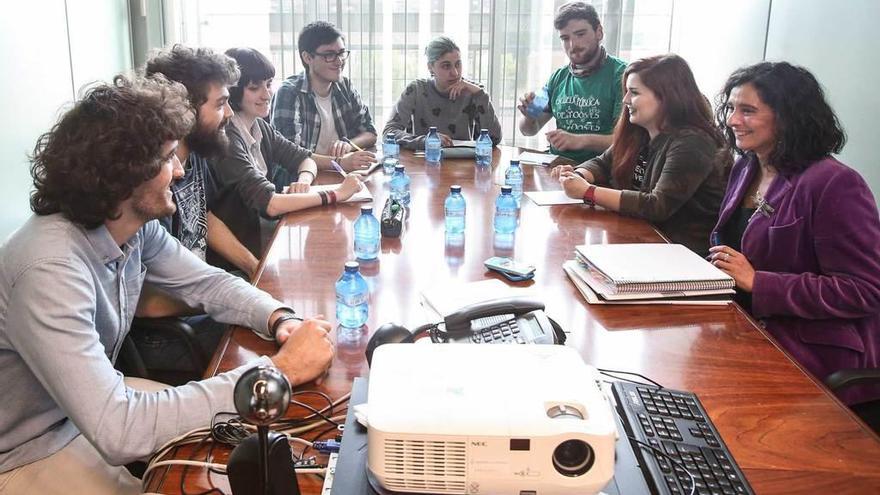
top-left (271, 317), bottom-right (335, 387)
top-left (447, 80), bottom-right (481, 101)
top-left (288, 181), bottom-right (311, 193)
top-left (545, 129), bottom-right (586, 151)
top-left (335, 175), bottom-right (364, 201)
top-left (340, 150), bottom-right (376, 170)
top-left (329, 140), bottom-right (353, 158)
top-left (517, 91), bottom-right (536, 118)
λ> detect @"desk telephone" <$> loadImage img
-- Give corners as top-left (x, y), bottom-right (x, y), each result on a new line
top-left (366, 296), bottom-right (566, 365)
top-left (435, 296), bottom-right (564, 345)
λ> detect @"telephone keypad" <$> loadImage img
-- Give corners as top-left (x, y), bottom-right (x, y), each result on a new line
top-left (470, 319), bottom-right (525, 344)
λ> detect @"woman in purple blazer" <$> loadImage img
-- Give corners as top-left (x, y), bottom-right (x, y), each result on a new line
top-left (709, 62), bottom-right (880, 407)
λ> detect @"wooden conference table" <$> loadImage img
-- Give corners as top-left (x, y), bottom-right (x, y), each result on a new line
top-left (146, 147), bottom-right (880, 494)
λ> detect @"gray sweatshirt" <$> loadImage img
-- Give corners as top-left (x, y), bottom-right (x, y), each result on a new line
top-left (0, 214), bottom-right (284, 471)
top-left (382, 78), bottom-right (503, 149)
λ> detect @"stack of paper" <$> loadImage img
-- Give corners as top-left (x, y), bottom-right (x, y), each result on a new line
top-left (564, 244), bottom-right (734, 305)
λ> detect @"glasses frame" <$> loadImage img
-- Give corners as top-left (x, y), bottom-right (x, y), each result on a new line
top-left (311, 49), bottom-right (351, 63)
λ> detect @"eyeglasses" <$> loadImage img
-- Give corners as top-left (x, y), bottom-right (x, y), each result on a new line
top-left (312, 49), bottom-right (351, 63)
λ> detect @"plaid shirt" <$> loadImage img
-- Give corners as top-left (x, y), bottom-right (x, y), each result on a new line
top-left (270, 72), bottom-right (376, 152)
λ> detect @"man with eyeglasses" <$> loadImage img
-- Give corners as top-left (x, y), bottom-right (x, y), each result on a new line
top-left (271, 21), bottom-right (377, 167)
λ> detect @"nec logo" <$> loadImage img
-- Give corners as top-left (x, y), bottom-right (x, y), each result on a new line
top-left (470, 441), bottom-right (487, 447)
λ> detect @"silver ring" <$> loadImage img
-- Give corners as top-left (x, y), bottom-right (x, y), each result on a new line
top-left (725, 253), bottom-right (731, 261)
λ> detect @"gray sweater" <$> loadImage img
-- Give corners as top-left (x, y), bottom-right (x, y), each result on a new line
top-left (0, 214), bottom-right (282, 471)
top-left (382, 78), bottom-right (503, 149)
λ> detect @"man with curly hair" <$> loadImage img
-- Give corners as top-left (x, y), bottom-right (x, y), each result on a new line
top-left (0, 76), bottom-right (335, 494)
top-left (144, 44), bottom-right (260, 276)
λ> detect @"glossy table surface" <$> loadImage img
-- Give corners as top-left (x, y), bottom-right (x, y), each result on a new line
top-left (146, 147), bottom-right (880, 494)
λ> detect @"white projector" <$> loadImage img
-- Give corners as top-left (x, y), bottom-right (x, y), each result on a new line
top-left (364, 344), bottom-right (616, 495)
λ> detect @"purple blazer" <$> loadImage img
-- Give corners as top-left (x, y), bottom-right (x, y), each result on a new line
top-left (711, 155), bottom-right (880, 404)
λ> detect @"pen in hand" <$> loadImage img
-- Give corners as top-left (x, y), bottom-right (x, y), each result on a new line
top-left (330, 160), bottom-right (347, 176)
top-left (342, 137), bottom-right (364, 152)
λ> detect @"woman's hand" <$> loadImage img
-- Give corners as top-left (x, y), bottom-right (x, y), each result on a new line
top-left (427, 132), bottom-right (456, 147)
top-left (288, 181), bottom-right (310, 193)
top-left (559, 171), bottom-right (590, 199)
top-left (340, 150), bottom-right (376, 170)
top-left (335, 175), bottom-right (363, 201)
top-left (550, 164), bottom-right (575, 179)
top-left (709, 245), bottom-right (756, 292)
top-left (447, 80), bottom-right (481, 101)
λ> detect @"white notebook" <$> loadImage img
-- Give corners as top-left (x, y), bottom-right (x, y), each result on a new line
top-left (575, 243), bottom-right (734, 294)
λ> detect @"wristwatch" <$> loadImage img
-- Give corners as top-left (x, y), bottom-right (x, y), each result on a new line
top-left (582, 185), bottom-right (597, 207)
top-left (270, 311), bottom-right (303, 338)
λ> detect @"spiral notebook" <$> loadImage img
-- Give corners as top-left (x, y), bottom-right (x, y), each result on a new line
top-left (575, 243), bottom-right (734, 295)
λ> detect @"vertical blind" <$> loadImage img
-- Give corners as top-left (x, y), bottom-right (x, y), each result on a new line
top-left (168, 0), bottom-right (673, 149)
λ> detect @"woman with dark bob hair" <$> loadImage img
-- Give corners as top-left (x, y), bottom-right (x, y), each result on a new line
top-left (709, 62), bottom-right (880, 408)
top-left (210, 47), bottom-right (367, 265)
top-left (552, 54), bottom-right (729, 255)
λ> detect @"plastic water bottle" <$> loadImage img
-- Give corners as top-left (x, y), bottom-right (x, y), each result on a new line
top-left (390, 164), bottom-right (411, 206)
top-left (383, 134), bottom-right (399, 160)
top-left (494, 185), bottom-right (518, 234)
top-left (527, 85), bottom-right (550, 118)
top-left (475, 129), bottom-right (492, 168)
top-left (505, 160), bottom-right (524, 202)
top-left (335, 261), bottom-right (369, 328)
top-left (353, 205), bottom-right (380, 260)
top-left (444, 185), bottom-right (466, 234)
top-left (425, 126), bottom-right (442, 166)
top-left (382, 157), bottom-right (399, 175)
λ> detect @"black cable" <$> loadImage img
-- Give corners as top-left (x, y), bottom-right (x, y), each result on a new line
top-left (292, 389), bottom-right (337, 418)
top-left (279, 400), bottom-right (340, 428)
top-left (628, 437), bottom-right (696, 495)
top-left (598, 368), bottom-right (664, 389)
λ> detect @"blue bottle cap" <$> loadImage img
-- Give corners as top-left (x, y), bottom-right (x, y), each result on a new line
top-left (344, 261), bottom-right (360, 272)
top-left (501, 185), bottom-right (512, 194)
top-left (394, 164), bottom-right (405, 172)
top-left (450, 185), bottom-right (462, 193)
top-left (360, 205), bottom-right (372, 214)
top-left (480, 128), bottom-right (488, 133)
top-left (510, 160), bottom-right (521, 166)
top-left (429, 126), bottom-right (437, 132)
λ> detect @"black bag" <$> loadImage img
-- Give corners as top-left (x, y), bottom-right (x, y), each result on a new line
top-left (381, 198), bottom-right (404, 237)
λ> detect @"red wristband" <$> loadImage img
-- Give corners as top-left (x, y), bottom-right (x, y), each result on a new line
top-left (327, 190), bottom-right (338, 204)
top-left (582, 185), bottom-right (597, 207)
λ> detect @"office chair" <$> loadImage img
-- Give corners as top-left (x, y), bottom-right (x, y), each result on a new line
top-left (116, 317), bottom-right (208, 386)
top-left (825, 368), bottom-right (880, 435)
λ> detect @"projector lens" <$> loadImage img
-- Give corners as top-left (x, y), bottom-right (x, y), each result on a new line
top-left (552, 440), bottom-right (594, 477)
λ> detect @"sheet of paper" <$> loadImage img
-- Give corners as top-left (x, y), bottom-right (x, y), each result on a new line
top-left (450, 139), bottom-right (476, 147)
top-left (283, 183), bottom-right (373, 203)
top-left (420, 279), bottom-right (538, 319)
top-left (525, 190), bottom-right (583, 206)
top-left (517, 151), bottom-right (559, 165)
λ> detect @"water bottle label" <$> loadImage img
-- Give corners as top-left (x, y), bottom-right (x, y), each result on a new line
top-left (337, 292), bottom-right (369, 306)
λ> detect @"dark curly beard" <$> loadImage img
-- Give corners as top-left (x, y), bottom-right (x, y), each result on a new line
top-left (186, 117), bottom-right (230, 160)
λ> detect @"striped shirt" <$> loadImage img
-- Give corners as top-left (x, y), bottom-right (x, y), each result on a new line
top-left (270, 72), bottom-right (376, 152)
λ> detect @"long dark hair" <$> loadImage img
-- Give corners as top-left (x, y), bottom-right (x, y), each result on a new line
top-left (715, 61), bottom-right (845, 174)
top-left (30, 76), bottom-right (194, 228)
top-left (611, 54), bottom-right (724, 186)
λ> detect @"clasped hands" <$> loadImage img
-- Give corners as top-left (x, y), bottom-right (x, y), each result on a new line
top-left (551, 164), bottom-right (591, 199)
top-left (271, 315), bottom-right (336, 387)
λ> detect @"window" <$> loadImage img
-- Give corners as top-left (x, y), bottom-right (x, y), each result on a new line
top-left (167, 0), bottom-right (673, 150)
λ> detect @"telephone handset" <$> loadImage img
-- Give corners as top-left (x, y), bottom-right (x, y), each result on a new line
top-left (434, 296), bottom-right (565, 345)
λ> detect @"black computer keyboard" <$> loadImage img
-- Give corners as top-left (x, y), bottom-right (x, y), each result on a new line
top-left (612, 381), bottom-right (754, 495)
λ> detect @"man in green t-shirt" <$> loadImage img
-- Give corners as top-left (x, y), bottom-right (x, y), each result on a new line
top-left (518, 2), bottom-right (626, 163)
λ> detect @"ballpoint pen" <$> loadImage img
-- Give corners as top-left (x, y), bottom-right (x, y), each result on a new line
top-left (342, 137), bottom-right (364, 152)
top-left (330, 160), bottom-right (347, 175)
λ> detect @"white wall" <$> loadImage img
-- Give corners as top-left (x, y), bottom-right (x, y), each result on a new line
top-left (671, 0), bottom-right (879, 202)
top-left (0, 1), bottom-right (132, 240)
top-left (764, 0), bottom-right (880, 200)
